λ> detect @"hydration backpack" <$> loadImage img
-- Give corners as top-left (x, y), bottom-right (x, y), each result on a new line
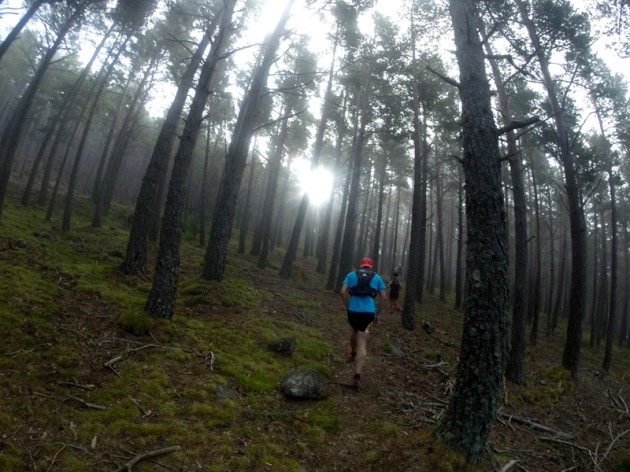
top-left (390, 278), bottom-right (400, 295)
top-left (349, 270), bottom-right (377, 298)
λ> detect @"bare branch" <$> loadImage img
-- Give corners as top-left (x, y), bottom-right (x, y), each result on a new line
top-left (115, 446), bottom-right (181, 472)
top-left (497, 116), bottom-right (540, 136)
top-left (426, 66), bottom-right (460, 88)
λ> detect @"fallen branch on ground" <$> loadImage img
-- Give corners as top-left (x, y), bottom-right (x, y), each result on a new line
top-left (500, 459), bottom-right (519, 472)
top-left (115, 445), bottom-right (181, 472)
top-left (500, 413), bottom-right (572, 439)
top-left (66, 395), bottom-right (106, 410)
top-left (127, 396), bottom-right (150, 417)
top-left (59, 381), bottom-right (95, 390)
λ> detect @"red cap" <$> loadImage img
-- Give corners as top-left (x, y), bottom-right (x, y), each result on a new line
top-left (360, 257), bottom-right (373, 269)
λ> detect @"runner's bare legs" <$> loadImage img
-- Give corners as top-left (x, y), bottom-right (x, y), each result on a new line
top-left (351, 330), bottom-right (369, 375)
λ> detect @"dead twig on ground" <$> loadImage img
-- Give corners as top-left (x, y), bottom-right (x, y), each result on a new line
top-left (46, 445), bottom-right (65, 472)
top-left (593, 425), bottom-right (630, 470)
top-left (66, 394), bottom-right (106, 410)
top-left (127, 396), bottom-right (150, 417)
top-left (499, 459), bottom-right (519, 472)
top-left (58, 381), bottom-right (95, 390)
top-left (500, 412), bottom-right (572, 439)
top-left (115, 445), bottom-right (181, 472)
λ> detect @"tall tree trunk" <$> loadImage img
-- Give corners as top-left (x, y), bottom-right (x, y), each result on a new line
top-left (517, 0), bottom-right (587, 380)
top-left (238, 143), bottom-right (256, 254)
top-left (590, 213), bottom-right (600, 348)
top-left (0, 0), bottom-right (47, 64)
top-left (0, 4), bottom-right (83, 219)
top-left (435, 160), bottom-right (447, 303)
top-left (45, 109), bottom-right (85, 222)
top-left (200, 124), bottom-right (218, 248)
top-left (278, 30), bottom-right (337, 279)
top-left (121, 25), bottom-right (213, 275)
top-left (146, 1), bottom-right (235, 319)
top-left (371, 155), bottom-right (387, 269)
top-left (528, 144), bottom-right (543, 345)
top-left (100, 54), bottom-right (158, 218)
top-left (334, 83), bottom-right (371, 290)
top-left (436, 0), bottom-right (510, 463)
top-left (203, 0), bottom-right (293, 282)
top-left (620, 222), bottom-right (629, 347)
top-left (326, 157), bottom-right (351, 291)
top-left (61, 30), bottom-right (120, 231)
top-left (91, 74), bottom-right (132, 226)
top-left (22, 28), bottom-right (118, 207)
top-left (316, 120), bottom-right (344, 274)
top-left (401, 21), bottom-right (427, 329)
top-left (258, 111), bottom-right (289, 269)
top-left (482, 31), bottom-right (530, 385)
top-left (454, 168), bottom-right (464, 310)
top-left (598, 111), bottom-right (618, 370)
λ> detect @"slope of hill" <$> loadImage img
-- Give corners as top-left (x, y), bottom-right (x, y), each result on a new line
top-left (1, 201), bottom-right (629, 471)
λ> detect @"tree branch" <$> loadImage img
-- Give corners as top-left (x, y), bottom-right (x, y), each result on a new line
top-left (426, 66), bottom-right (460, 88)
top-left (115, 446), bottom-right (181, 472)
top-left (497, 116), bottom-right (540, 136)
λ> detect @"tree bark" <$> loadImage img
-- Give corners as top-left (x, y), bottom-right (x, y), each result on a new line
top-left (482, 30), bottom-right (529, 385)
top-left (0, 4), bottom-right (84, 219)
top-left (278, 28), bottom-right (337, 279)
top-left (0, 0), bottom-right (47, 64)
top-left (203, 0), bottom-right (294, 282)
top-left (436, 0), bottom-right (510, 463)
top-left (258, 111), bottom-right (289, 269)
top-left (516, 0), bottom-right (587, 380)
top-left (146, 1), bottom-right (235, 319)
top-left (121, 23), bottom-right (213, 274)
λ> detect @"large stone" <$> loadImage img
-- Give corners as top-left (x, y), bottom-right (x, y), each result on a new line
top-left (280, 368), bottom-right (328, 400)
top-left (267, 336), bottom-right (296, 357)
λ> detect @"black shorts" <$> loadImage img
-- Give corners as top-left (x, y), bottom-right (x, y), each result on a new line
top-left (389, 293), bottom-right (399, 300)
top-left (347, 311), bottom-right (375, 333)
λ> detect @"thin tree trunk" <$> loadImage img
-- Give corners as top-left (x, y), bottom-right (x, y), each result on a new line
top-left (528, 145), bottom-right (542, 345)
top-left (482, 31), bottom-right (529, 385)
top-left (454, 168), bottom-right (464, 310)
top-left (334, 83), bottom-right (371, 290)
top-left (326, 156), bottom-right (351, 291)
top-left (258, 112), bottom-right (289, 269)
top-left (278, 29), bottom-right (337, 279)
top-left (316, 121), bottom-right (344, 274)
top-left (0, 0), bottom-right (46, 64)
top-left (146, 1), bottom-right (235, 318)
top-left (121, 26), bottom-right (213, 274)
top-left (517, 0), bottom-right (587, 380)
top-left (203, 0), bottom-right (294, 282)
top-left (0, 5), bottom-right (83, 219)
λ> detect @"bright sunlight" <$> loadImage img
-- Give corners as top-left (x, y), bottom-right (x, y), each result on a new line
top-left (293, 159), bottom-right (333, 206)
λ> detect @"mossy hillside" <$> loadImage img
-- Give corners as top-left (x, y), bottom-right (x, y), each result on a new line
top-left (0, 198), bottom-right (342, 471)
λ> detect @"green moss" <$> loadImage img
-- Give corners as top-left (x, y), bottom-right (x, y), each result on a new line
top-left (282, 291), bottom-right (317, 309)
top-left (365, 449), bottom-right (381, 463)
top-left (119, 309), bottom-right (156, 336)
top-left (0, 454), bottom-right (24, 471)
top-left (305, 404), bottom-right (341, 432)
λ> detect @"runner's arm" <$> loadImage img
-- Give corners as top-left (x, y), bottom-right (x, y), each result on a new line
top-left (341, 283), bottom-right (349, 307)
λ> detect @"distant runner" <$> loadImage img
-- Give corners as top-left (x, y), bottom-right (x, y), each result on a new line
top-left (387, 272), bottom-right (401, 313)
top-left (340, 257), bottom-right (387, 389)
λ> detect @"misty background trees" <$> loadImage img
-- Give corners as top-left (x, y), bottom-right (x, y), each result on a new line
top-left (1, 0), bottom-right (630, 463)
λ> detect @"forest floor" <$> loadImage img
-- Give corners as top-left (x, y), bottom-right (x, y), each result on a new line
top-left (1, 199), bottom-right (630, 471)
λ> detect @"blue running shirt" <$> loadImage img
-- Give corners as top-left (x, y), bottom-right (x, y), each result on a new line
top-left (343, 269), bottom-right (386, 313)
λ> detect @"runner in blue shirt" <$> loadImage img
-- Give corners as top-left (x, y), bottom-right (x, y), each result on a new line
top-left (340, 257), bottom-right (387, 389)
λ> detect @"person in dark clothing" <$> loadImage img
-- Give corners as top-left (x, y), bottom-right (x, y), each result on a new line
top-left (387, 272), bottom-right (401, 313)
